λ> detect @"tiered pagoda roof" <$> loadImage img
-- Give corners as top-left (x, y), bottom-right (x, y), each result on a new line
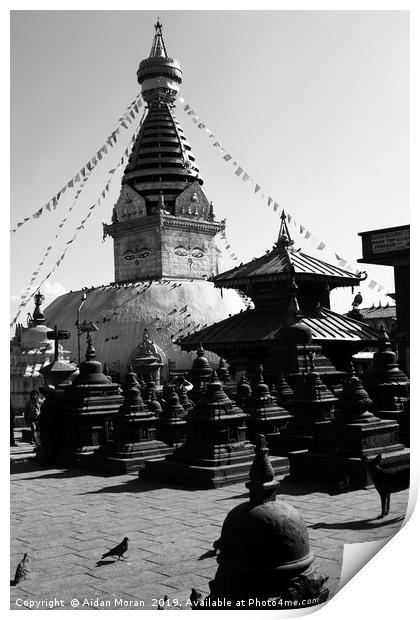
top-left (212, 212), bottom-right (363, 290)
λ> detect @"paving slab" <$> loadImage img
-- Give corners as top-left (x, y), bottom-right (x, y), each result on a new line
top-left (10, 461), bottom-right (408, 611)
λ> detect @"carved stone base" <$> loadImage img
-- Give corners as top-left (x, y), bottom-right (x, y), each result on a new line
top-left (143, 446), bottom-right (289, 489)
top-left (202, 565), bottom-right (329, 610)
top-left (156, 419), bottom-right (187, 447)
top-left (90, 439), bottom-right (173, 473)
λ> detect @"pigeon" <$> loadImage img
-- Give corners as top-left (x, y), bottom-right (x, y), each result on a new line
top-left (101, 537), bottom-right (129, 560)
top-left (190, 588), bottom-right (202, 607)
top-left (13, 553), bottom-right (28, 585)
top-left (157, 595), bottom-right (169, 610)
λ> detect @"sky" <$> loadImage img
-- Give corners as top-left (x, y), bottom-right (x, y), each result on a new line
top-left (10, 10), bottom-right (409, 321)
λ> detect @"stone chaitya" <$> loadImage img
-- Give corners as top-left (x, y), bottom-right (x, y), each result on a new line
top-left (363, 327), bottom-right (410, 445)
top-left (92, 367), bottom-right (171, 473)
top-left (269, 356), bottom-right (337, 457)
top-left (54, 336), bottom-right (124, 466)
top-left (144, 372), bottom-right (289, 488)
top-left (10, 292), bottom-right (74, 413)
top-left (187, 344), bottom-right (213, 403)
top-left (155, 385), bottom-right (187, 447)
top-left (197, 435), bottom-right (329, 609)
top-left (288, 365), bottom-right (410, 487)
top-left (242, 364), bottom-right (292, 443)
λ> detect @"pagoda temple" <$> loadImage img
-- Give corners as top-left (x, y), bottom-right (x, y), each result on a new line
top-left (180, 213), bottom-right (379, 386)
top-left (43, 20), bottom-right (244, 380)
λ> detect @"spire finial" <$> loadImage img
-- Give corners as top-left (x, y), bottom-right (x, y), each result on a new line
top-left (246, 435), bottom-right (280, 506)
top-left (276, 211), bottom-right (294, 248)
top-left (150, 18), bottom-right (167, 58)
top-left (32, 290), bottom-right (45, 325)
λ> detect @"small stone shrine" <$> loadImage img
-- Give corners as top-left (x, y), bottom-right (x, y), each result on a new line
top-left (243, 365), bottom-right (292, 443)
top-left (10, 292), bottom-right (74, 412)
top-left (156, 386), bottom-right (187, 447)
top-left (199, 435), bottom-right (329, 609)
top-left (92, 367), bottom-right (171, 473)
top-left (131, 328), bottom-right (165, 388)
top-left (144, 372), bottom-right (289, 488)
top-left (275, 371), bottom-right (294, 406)
top-left (288, 366), bottom-right (410, 487)
top-left (55, 336), bottom-right (124, 466)
top-left (187, 344), bottom-right (214, 403)
top-left (269, 361), bottom-right (337, 457)
top-left (39, 325), bottom-right (76, 389)
top-left (235, 373), bottom-right (252, 409)
top-left (363, 327), bottom-right (410, 445)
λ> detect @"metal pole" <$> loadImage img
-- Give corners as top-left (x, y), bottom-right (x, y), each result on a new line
top-left (76, 294), bottom-right (87, 366)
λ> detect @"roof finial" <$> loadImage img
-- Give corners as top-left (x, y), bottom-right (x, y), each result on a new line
top-left (277, 210), bottom-right (294, 248)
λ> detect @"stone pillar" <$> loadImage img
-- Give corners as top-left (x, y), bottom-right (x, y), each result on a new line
top-left (197, 435), bottom-right (329, 609)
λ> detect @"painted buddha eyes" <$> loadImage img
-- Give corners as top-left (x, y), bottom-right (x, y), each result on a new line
top-left (124, 248), bottom-right (151, 261)
top-left (174, 246), bottom-right (205, 258)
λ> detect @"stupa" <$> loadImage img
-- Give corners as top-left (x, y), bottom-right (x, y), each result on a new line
top-left (199, 435), bottom-right (329, 609)
top-left (54, 336), bottom-right (124, 466)
top-left (92, 367), bottom-right (171, 473)
top-left (288, 365), bottom-right (410, 487)
top-left (363, 327), bottom-right (409, 445)
top-left (242, 364), bottom-right (292, 443)
top-left (10, 292), bottom-right (74, 413)
top-left (43, 20), bottom-right (244, 379)
top-left (144, 372), bottom-right (289, 488)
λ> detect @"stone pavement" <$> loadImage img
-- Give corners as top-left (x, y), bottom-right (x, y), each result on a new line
top-left (10, 460), bottom-right (408, 611)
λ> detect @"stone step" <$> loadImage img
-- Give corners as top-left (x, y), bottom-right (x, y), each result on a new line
top-left (10, 442), bottom-right (37, 464)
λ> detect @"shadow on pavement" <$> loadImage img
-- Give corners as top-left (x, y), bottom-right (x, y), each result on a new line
top-left (309, 515), bottom-right (404, 531)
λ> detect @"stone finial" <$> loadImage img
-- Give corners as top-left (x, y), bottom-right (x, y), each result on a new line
top-left (277, 372), bottom-right (294, 403)
top-left (86, 334), bottom-right (96, 361)
top-left (217, 357), bottom-right (229, 383)
top-left (246, 435), bottom-right (280, 506)
top-left (236, 373), bottom-right (252, 407)
top-left (163, 385), bottom-right (185, 420)
top-left (32, 290), bottom-right (45, 325)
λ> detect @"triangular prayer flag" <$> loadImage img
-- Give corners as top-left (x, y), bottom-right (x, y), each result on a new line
top-left (305, 231), bottom-right (311, 239)
top-left (300, 225), bottom-right (305, 234)
top-left (33, 208), bottom-right (43, 219)
top-left (68, 180), bottom-right (74, 189)
top-left (121, 121), bottom-right (128, 129)
top-left (368, 280), bottom-right (378, 290)
top-left (254, 184), bottom-right (261, 193)
top-left (235, 166), bottom-right (244, 177)
top-left (86, 162), bottom-right (92, 172)
top-left (339, 258), bottom-right (347, 267)
top-left (317, 242), bottom-right (326, 251)
top-left (268, 197), bottom-right (273, 207)
top-left (24, 217), bottom-right (30, 222)
top-left (273, 202), bottom-right (279, 212)
top-left (198, 122), bottom-right (205, 129)
top-left (287, 214), bottom-right (292, 223)
top-left (91, 156), bottom-right (98, 166)
top-left (243, 173), bottom-right (249, 182)
top-left (184, 104), bottom-right (191, 112)
top-left (213, 141), bottom-right (221, 148)
top-left (223, 154), bottom-right (232, 162)
top-left (45, 203), bottom-right (51, 211)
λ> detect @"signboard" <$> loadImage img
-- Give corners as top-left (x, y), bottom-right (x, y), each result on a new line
top-left (370, 227), bottom-right (409, 255)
